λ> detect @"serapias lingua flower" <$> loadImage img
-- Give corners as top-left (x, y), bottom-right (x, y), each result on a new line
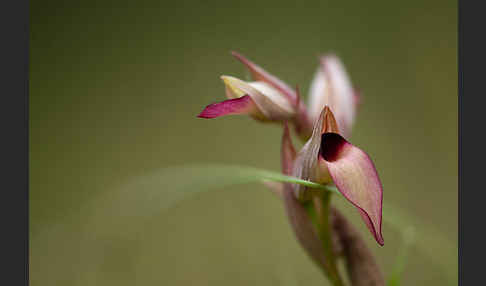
top-left (198, 52), bottom-right (360, 141)
top-left (197, 52), bottom-right (383, 246)
top-left (198, 75), bottom-right (296, 122)
top-left (292, 106), bottom-right (384, 245)
top-left (198, 52), bottom-right (313, 139)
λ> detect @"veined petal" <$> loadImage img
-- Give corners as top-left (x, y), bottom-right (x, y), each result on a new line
top-left (231, 51), bottom-right (297, 104)
top-left (292, 106), bottom-right (336, 201)
top-left (221, 76), bottom-right (295, 121)
top-left (308, 55), bottom-right (356, 138)
top-left (320, 132), bottom-right (384, 245)
top-left (197, 95), bottom-right (257, 119)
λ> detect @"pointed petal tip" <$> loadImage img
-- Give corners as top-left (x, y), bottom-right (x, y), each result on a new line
top-left (231, 50), bottom-right (246, 61)
top-left (373, 226), bottom-right (384, 246)
top-left (220, 75), bottom-right (233, 84)
top-left (359, 194), bottom-right (384, 246)
top-left (230, 50), bottom-right (241, 57)
top-left (378, 236), bottom-right (384, 246)
top-left (358, 208), bottom-right (384, 246)
top-left (376, 224), bottom-right (384, 246)
top-left (231, 51), bottom-right (252, 68)
top-left (321, 106), bottom-right (340, 134)
top-left (319, 53), bottom-right (338, 63)
top-left (197, 112), bottom-right (212, 119)
top-left (220, 75), bottom-right (247, 91)
top-left (321, 133), bottom-right (384, 246)
top-left (220, 75), bottom-right (246, 98)
top-left (197, 106), bottom-right (220, 119)
top-left (230, 51), bottom-right (297, 103)
top-left (197, 95), bottom-right (255, 119)
top-left (197, 108), bottom-right (219, 119)
top-left (322, 105), bottom-right (331, 114)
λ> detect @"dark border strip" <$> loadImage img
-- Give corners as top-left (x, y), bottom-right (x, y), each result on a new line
top-left (0, 1), bottom-right (29, 285)
top-left (459, 0), bottom-right (486, 285)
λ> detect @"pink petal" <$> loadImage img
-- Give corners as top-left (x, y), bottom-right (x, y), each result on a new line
top-left (320, 132), bottom-right (384, 245)
top-left (281, 122), bottom-right (296, 175)
top-left (220, 76), bottom-right (295, 121)
top-left (262, 122), bottom-right (297, 199)
top-left (231, 51), bottom-right (297, 104)
top-left (292, 106), bottom-right (338, 201)
top-left (197, 95), bottom-right (257, 119)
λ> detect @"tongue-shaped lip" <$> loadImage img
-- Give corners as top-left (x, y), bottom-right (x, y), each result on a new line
top-left (319, 132), bottom-right (384, 246)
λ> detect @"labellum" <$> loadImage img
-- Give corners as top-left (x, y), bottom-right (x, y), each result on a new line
top-left (293, 107), bottom-right (384, 245)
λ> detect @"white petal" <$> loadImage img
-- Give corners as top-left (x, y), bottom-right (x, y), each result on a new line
top-left (308, 67), bottom-right (330, 123)
top-left (249, 81), bottom-right (294, 114)
top-left (308, 55), bottom-right (356, 138)
top-left (221, 76), bottom-right (295, 121)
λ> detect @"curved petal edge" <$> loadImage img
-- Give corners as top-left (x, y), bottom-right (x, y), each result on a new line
top-left (197, 95), bottom-right (257, 119)
top-left (320, 132), bottom-right (384, 246)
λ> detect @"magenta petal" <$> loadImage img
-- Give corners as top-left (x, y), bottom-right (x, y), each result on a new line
top-left (320, 132), bottom-right (384, 246)
top-left (197, 95), bottom-right (256, 119)
top-left (231, 51), bottom-right (297, 104)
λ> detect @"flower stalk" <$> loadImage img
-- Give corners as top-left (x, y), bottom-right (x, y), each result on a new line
top-left (314, 192), bottom-right (344, 286)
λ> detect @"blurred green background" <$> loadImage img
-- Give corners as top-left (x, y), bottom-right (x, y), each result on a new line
top-left (30, 0), bottom-right (457, 285)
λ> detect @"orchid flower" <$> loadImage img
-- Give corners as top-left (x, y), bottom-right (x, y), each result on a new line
top-left (292, 106), bottom-right (384, 246)
top-left (197, 52), bottom-right (384, 246)
top-left (198, 52), bottom-right (313, 139)
top-left (280, 122), bottom-right (384, 285)
top-left (198, 52), bottom-right (359, 140)
top-left (198, 75), bottom-right (296, 122)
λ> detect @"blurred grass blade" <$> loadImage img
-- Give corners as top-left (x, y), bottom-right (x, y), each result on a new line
top-left (32, 164), bottom-right (457, 285)
top-left (381, 204), bottom-right (458, 286)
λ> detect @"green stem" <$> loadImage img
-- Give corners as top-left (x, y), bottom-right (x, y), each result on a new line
top-left (315, 192), bottom-right (344, 286)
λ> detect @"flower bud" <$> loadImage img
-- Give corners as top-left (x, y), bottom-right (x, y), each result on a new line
top-left (308, 55), bottom-right (358, 138)
top-left (198, 76), bottom-right (295, 122)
